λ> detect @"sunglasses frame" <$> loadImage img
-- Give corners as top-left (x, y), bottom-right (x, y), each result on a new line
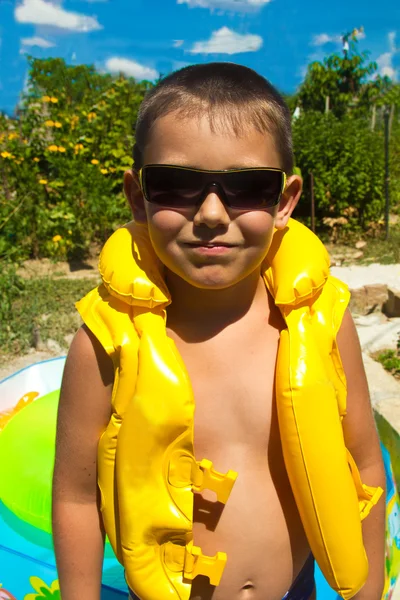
top-left (138, 164), bottom-right (287, 210)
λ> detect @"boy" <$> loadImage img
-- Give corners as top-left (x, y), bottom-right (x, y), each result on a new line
top-left (52, 63), bottom-right (386, 600)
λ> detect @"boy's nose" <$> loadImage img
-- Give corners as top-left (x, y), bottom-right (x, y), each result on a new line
top-left (193, 191), bottom-right (230, 229)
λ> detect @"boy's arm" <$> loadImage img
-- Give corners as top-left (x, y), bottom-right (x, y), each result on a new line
top-left (52, 325), bottom-right (114, 600)
top-left (337, 309), bottom-right (386, 600)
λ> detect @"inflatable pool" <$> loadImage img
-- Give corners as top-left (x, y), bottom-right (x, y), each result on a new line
top-left (0, 358), bottom-right (399, 599)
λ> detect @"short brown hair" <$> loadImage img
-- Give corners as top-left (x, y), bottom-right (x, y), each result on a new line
top-left (133, 62), bottom-right (293, 174)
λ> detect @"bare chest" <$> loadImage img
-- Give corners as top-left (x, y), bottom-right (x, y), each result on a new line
top-left (168, 322), bottom-right (281, 465)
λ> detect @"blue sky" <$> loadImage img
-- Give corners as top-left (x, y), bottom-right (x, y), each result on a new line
top-left (0, 0), bottom-right (399, 114)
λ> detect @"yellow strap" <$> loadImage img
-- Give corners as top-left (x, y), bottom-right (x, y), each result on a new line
top-left (346, 450), bottom-right (383, 521)
top-left (184, 541), bottom-right (227, 586)
top-left (191, 459), bottom-right (238, 504)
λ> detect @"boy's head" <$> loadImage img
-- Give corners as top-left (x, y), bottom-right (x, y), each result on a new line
top-left (125, 62), bottom-right (301, 291)
top-left (133, 62), bottom-right (294, 175)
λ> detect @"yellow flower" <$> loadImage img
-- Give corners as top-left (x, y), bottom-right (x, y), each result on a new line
top-left (8, 132), bottom-right (19, 140)
top-left (109, 167), bottom-right (116, 173)
top-left (91, 159), bottom-right (99, 165)
top-left (1, 151), bottom-right (12, 159)
top-left (48, 145), bottom-right (58, 152)
top-left (42, 96), bottom-right (51, 102)
top-left (58, 146), bottom-right (66, 153)
top-left (50, 97), bottom-right (58, 103)
top-left (87, 112), bottom-right (97, 122)
top-left (70, 115), bottom-right (79, 130)
top-left (100, 168), bottom-right (108, 174)
top-left (74, 143), bottom-right (84, 154)
top-left (45, 120), bottom-right (55, 127)
top-left (24, 575), bottom-right (60, 600)
top-left (52, 235), bottom-right (62, 243)
top-left (33, 157), bottom-right (40, 162)
top-left (39, 179), bottom-right (48, 185)
top-left (54, 122), bottom-right (62, 128)
top-left (68, 229), bottom-right (72, 235)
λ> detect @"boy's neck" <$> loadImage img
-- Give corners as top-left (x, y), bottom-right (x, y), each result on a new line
top-left (165, 267), bottom-right (268, 340)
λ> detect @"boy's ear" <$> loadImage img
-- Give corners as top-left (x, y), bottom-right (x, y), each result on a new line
top-left (274, 174), bottom-right (302, 230)
top-left (124, 169), bottom-right (147, 222)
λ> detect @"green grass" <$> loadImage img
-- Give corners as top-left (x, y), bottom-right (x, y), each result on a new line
top-left (376, 349), bottom-right (400, 379)
top-left (1, 263), bottom-right (96, 358)
top-left (360, 226), bottom-right (400, 265)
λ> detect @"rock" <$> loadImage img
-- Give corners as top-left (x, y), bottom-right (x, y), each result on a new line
top-left (349, 284), bottom-right (389, 315)
top-left (46, 338), bottom-right (62, 353)
top-left (64, 333), bottom-right (74, 347)
top-left (383, 288), bottom-right (400, 318)
top-left (355, 317), bottom-right (400, 353)
top-left (352, 251), bottom-right (364, 260)
top-left (355, 240), bottom-right (367, 249)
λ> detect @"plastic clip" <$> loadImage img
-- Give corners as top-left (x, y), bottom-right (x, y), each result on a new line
top-left (184, 540), bottom-right (227, 586)
top-left (191, 458), bottom-right (237, 504)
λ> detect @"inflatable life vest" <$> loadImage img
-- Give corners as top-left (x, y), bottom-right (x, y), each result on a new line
top-left (76, 218), bottom-right (383, 600)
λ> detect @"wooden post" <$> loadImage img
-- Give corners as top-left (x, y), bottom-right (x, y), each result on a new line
top-left (325, 96), bottom-right (330, 114)
top-left (310, 172), bottom-right (315, 233)
top-left (384, 108), bottom-right (390, 240)
top-left (371, 105), bottom-right (376, 131)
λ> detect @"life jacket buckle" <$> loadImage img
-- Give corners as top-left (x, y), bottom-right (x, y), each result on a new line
top-left (192, 458), bottom-right (237, 504)
top-left (184, 540), bottom-right (227, 586)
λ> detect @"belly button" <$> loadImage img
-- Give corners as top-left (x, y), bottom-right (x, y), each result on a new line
top-left (241, 582), bottom-right (255, 591)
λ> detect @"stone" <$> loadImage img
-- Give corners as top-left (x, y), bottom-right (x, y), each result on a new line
top-left (46, 338), bottom-right (62, 353)
top-left (64, 333), bottom-right (74, 347)
top-left (355, 317), bottom-right (400, 353)
top-left (355, 240), bottom-right (367, 249)
top-left (383, 288), bottom-right (400, 318)
top-left (349, 284), bottom-right (389, 315)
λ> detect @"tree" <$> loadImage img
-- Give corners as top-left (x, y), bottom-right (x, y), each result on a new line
top-left (296, 37), bottom-right (384, 118)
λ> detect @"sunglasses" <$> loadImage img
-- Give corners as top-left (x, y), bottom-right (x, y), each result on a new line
top-left (138, 164), bottom-right (286, 210)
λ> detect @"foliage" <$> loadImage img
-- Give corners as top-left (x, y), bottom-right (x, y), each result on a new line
top-left (0, 265), bottom-right (95, 357)
top-left (293, 111), bottom-right (385, 229)
top-left (377, 342), bottom-right (400, 378)
top-left (0, 262), bottom-right (25, 352)
top-left (0, 57), bottom-right (151, 260)
top-left (1, 47), bottom-right (400, 262)
top-left (295, 36), bottom-right (400, 117)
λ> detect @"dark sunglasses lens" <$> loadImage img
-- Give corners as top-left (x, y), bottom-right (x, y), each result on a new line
top-left (143, 166), bottom-right (284, 209)
top-left (223, 170), bottom-right (284, 208)
top-left (143, 166), bottom-right (203, 207)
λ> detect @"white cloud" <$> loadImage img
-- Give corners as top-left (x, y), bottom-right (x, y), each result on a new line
top-left (21, 36), bottom-right (55, 48)
top-left (376, 32), bottom-right (398, 80)
top-left (190, 27), bottom-right (263, 55)
top-left (173, 40), bottom-right (184, 48)
top-left (105, 57), bottom-right (158, 81)
top-left (388, 31), bottom-right (396, 52)
top-left (15, 0), bottom-right (102, 32)
top-left (178, 0), bottom-right (270, 11)
top-left (376, 52), bottom-right (395, 79)
top-left (311, 33), bottom-right (341, 46)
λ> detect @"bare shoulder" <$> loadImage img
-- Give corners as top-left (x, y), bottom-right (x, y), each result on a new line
top-left (53, 325), bottom-right (114, 501)
top-left (336, 309), bottom-right (381, 469)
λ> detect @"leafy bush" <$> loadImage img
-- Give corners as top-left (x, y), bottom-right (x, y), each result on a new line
top-left (293, 111), bottom-right (386, 230)
top-left (0, 57), bottom-right (149, 261)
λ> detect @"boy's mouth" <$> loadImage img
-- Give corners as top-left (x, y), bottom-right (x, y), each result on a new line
top-left (183, 241), bottom-right (237, 255)
top-left (184, 241), bottom-right (236, 248)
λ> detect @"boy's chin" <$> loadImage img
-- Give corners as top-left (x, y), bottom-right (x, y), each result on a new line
top-left (176, 265), bottom-right (252, 291)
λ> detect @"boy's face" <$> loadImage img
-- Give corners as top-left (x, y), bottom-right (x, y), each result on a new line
top-left (127, 113), bottom-right (301, 290)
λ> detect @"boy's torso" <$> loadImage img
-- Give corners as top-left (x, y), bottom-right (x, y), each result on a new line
top-left (166, 288), bottom-right (311, 600)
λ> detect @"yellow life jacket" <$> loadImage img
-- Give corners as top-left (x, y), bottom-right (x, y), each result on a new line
top-left (76, 218), bottom-right (383, 600)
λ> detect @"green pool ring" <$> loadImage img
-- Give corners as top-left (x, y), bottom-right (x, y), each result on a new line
top-left (0, 390), bottom-right (114, 557)
top-left (0, 390), bottom-right (59, 535)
